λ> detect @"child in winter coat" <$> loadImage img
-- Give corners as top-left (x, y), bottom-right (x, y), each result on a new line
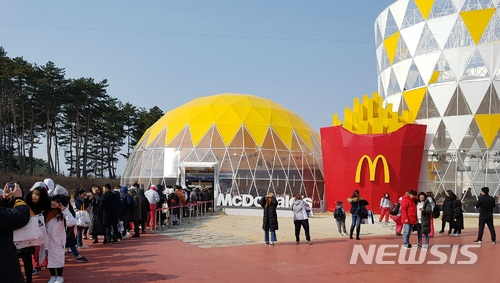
top-left (45, 194), bottom-right (77, 283)
top-left (23, 182), bottom-right (51, 280)
top-left (390, 197), bottom-right (403, 236)
top-left (379, 192), bottom-right (391, 222)
top-left (74, 189), bottom-right (90, 248)
top-left (333, 201), bottom-right (347, 236)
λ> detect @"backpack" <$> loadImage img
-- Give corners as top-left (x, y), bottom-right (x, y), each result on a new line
top-left (168, 193), bottom-right (180, 206)
top-left (432, 204), bottom-right (441, 219)
top-left (389, 202), bottom-right (400, 216)
top-left (359, 206), bottom-right (369, 218)
top-left (333, 207), bottom-right (345, 219)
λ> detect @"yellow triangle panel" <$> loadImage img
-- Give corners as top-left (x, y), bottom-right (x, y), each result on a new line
top-left (272, 125), bottom-right (293, 149)
top-left (189, 118), bottom-right (214, 147)
top-left (244, 123), bottom-right (269, 147)
top-left (414, 0), bottom-right (434, 20)
top-left (165, 123), bottom-right (187, 146)
top-left (403, 87), bottom-right (427, 114)
top-left (429, 71), bottom-right (440, 85)
top-left (245, 108), bottom-right (269, 125)
top-left (460, 8), bottom-right (496, 44)
top-left (215, 121), bottom-right (242, 146)
top-left (384, 31), bottom-right (400, 65)
top-left (475, 114), bottom-right (500, 149)
top-left (146, 116), bottom-right (167, 146)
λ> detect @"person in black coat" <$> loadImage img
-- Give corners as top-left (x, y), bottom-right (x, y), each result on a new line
top-left (90, 185), bottom-right (106, 243)
top-left (200, 187), bottom-right (210, 213)
top-left (258, 192), bottom-right (279, 246)
top-left (439, 190), bottom-right (455, 235)
top-left (167, 188), bottom-right (180, 225)
top-left (0, 182), bottom-right (30, 283)
top-left (417, 192), bottom-right (432, 248)
top-left (120, 186), bottom-right (133, 237)
top-left (347, 190), bottom-right (370, 240)
top-left (112, 186), bottom-right (123, 224)
top-left (138, 188), bottom-right (150, 233)
top-left (100, 184), bottom-right (121, 244)
top-left (156, 184), bottom-right (167, 226)
top-left (452, 197), bottom-right (464, 236)
top-left (474, 187), bottom-right (497, 244)
top-left (128, 188), bottom-right (142, 237)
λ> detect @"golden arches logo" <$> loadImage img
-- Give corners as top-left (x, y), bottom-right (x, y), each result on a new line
top-left (355, 155), bottom-right (390, 183)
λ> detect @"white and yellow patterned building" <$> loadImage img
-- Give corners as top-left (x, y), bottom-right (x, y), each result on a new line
top-left (376, 0), bottom-right (500, 205)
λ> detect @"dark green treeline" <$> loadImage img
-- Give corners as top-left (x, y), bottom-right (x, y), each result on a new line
top-left (0, 47), bottom-right (164, 179)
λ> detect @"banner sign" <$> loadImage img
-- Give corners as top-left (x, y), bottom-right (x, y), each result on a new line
top-left (216, 194), bottom-right (313, 209)
top-left (320, 124), bottom-right (426, 214)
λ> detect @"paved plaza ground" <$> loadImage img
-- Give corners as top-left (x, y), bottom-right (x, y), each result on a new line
top-left (30, 214), bottom-right (497, 282)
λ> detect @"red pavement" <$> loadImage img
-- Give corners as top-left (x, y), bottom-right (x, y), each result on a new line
top-left (30, 228), bottom-right (497, 283)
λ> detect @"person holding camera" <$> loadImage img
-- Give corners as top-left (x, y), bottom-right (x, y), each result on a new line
top-left (258, 192), bottom-right (279, 246)
top-left (291, 194), bottom-right (313, 245)
top-left (0, 182), bottom-right (31, 283)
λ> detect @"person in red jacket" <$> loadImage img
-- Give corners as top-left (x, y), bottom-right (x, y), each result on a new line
top-left (401, 190), bottom-right (418, 249)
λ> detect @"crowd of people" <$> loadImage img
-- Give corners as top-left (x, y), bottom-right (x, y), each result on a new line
top-left (0, 180), bottom-right (212, 283)
top-left (330, 188), bottom-right (497, 250)
top-left (258, 187), bottom-right (496, 248)
top-left (1, 179), bottom-right (81, 283)
top-left (1, 180), bottom-right (498, 282)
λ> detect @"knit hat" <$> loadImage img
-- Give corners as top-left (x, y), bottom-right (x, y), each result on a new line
top-left (481, 187), bottom-right (489, 194)
top-left (30, 182), bottom-right (48, 192)
top-left (150, 185), bottom-right (157, 191)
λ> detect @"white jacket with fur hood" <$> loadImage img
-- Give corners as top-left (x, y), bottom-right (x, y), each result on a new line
top-left (291, 199), bottom-right (309, 221)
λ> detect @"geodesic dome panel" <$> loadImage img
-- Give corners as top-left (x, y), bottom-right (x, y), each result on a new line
top-left (376, 0), bottom-right (500, 205)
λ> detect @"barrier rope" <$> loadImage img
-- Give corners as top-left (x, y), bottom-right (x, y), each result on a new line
top-left (153, 201), bottom-right (214, 231)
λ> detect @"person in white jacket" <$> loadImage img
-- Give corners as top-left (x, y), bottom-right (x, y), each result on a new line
top-left (45, 193), bottom-right (77, 283)
top-left (291, 194), bottom-right (313, 245)
top-left (144, 185), bottom-right (160, 230)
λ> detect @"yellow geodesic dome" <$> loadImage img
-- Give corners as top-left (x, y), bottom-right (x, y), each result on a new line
top-left (122, 93), bottom-right (324, 208)
top-left (137, 93), bottom-right (318, 149)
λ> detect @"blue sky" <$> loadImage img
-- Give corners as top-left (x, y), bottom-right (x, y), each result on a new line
top-left (0, 0), bottom-right (394, 174)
